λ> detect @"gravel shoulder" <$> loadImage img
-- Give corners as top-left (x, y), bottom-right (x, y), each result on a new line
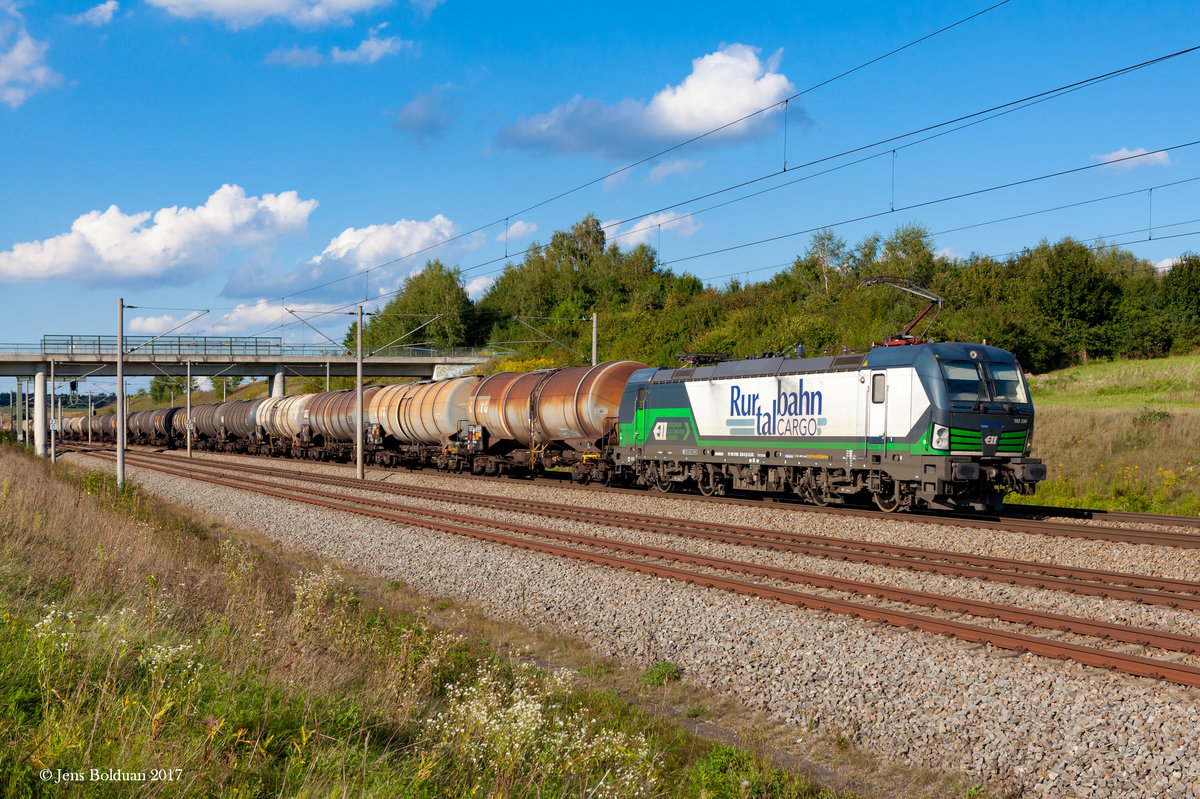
top-left (70, 450), bottom-right (1200, 799)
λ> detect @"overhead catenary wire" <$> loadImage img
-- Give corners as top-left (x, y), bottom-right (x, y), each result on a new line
top-left (308, 37), bottom-right (1200, 305)
top-left (240, 143), bottom-right (1200, 345)
top-left (235, 42), bottom-right (1200, 342)
top-left (655, 139), bottom-right (1200, 269)
top-left (587, 42), bottom-right (1200, 248)
top-left (425, 41), bottom-right (1200, 287)
top-left (239, 1), bottom-right (1016, 312)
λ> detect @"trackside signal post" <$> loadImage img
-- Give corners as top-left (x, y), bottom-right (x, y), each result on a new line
top-left (357, 305), bottom-right (364, 481)
top-left (117, 298), bottom-right (125, 487)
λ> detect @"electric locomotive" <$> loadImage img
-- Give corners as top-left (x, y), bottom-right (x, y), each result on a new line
top-left (610, 342), bottom-right (1046, 511)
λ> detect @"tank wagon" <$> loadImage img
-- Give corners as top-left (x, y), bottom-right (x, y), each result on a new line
top-left (59, 345), bottom-right (1046, 511)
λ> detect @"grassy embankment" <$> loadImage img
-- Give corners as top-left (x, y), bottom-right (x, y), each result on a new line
top-left (1016, 354), bottom-right (1200, 515)
top-left (0, 442), bottom-right (853, 798)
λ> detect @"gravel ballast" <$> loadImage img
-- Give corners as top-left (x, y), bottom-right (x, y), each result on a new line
top-left (70, 452), bottom-right (1200, 799)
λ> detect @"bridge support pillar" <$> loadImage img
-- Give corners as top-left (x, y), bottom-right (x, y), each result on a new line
top-left (33, 363), bottom-right (46, 457)
top-left (16, 379), bottom-right (24, 443)
top-left (272, 365), bottom-right (285, 398)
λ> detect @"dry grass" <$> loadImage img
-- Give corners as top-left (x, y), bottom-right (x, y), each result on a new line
top-left (0, 445), bottom-right (879, 797)
top-left (1013, 405), bottom-right (1200, 514)
top-left (1028, 354), bottom-right (1200, 408)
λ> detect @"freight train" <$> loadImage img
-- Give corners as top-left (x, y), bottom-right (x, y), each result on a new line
top-left (58, 342), bottom-right (1047, 511)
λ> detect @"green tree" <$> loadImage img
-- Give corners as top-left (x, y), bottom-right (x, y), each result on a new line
top-left (1028, 239), bottom-right (1122, 363)
top-left (148, 376), bottom-right (197, 404)
top-left (210, 375), bottom-right (244, 397)
top-left (351, 259), bottom-right (473, 352)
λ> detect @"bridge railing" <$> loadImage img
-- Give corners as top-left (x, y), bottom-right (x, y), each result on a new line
top-left (0, 336), bottom-right (510, 360)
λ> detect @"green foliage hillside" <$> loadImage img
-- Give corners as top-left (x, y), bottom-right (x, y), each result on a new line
top-left (348, 214), bottom-right (1200, 374)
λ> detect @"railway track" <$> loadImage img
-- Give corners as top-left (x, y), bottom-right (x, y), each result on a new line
top-left (125, 448), bottom-right (1200, 610)
top-left (1007, 503), bottom-right (1200, 530)
top-left (290, 455), bottom-right (1200, 546)
top-left (72, 446), bottom-right (1200, 689)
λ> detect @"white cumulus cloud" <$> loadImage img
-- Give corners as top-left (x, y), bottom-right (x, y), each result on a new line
top-left (0, 184), bottom-right (318, 284)
top-left (496, 220), bottom-right (537, 242)
top-left (1092, 147), bottom-right (1171, 171)
top-left (464, 275), bottom-right (493, 300)
top-left (222, 212), bottom-right (482, 299)
top-left (410, 0), bottom-right (445, 16)
top-left (313, 213), bottom-right (458, 269)
top-left (603, 212), bottom-right (701, 248)
top-left (70, 1), bottom-right (119, 26)
top-left (264, 45), bottom-right (323, 67)
top-left (131, 299), bottom-right (338, 336)
top-left (331, 34), bottom-right (411, 63)
top-left (1, 2), bottom-right (61, 108)
top-left (645, 159), bottom-right (705, 185)
top-left (128, 313), bottom-right (180, 334)
top-left (146, 0), bottom-right (390, 27)
top-left (496, 43), bottom-right (797, 160)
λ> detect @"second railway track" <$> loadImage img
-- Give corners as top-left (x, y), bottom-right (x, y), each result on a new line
top-left (71, 445), bottom-right (1200, 689)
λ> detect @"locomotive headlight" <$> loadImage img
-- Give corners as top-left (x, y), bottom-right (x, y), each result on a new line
top-left (931, 424), bottom-right (950, 451)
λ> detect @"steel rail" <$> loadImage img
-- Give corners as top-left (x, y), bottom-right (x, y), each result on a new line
top-left (384, 462), bottom-right (1200, 547)
top-left (136, 449), bottom-right (1200, 608)
top-left (1010, 503), bottom-right (1200, 530)
top-left (82, 448), bottom-right (1200, 686)
top-left (63, 441), bottom-right (1200, 545)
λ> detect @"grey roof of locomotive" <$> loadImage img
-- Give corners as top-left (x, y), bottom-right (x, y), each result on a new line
top-left (643, 342), bottom-right (1020, 384)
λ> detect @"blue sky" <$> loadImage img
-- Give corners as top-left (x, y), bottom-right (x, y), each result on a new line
top-left (2, 0), bottom-right (1199, 391)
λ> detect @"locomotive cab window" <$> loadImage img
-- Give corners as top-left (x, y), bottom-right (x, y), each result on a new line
top-left (871, 373), bottom-right (886, 403)
top-left (940, 360), bottom-right (1030, 405)
top-left (939, 361), bottom-right (988, 403)
top-left (986, 362), bottom-right (1029, 404)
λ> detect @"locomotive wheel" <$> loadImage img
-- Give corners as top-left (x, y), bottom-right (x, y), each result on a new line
top-left (804, 477), bottom-right (830, 506)
top-left (873, 491), bottom-right (902, 513)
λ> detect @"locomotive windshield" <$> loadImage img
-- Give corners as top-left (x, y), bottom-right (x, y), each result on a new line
top-left (939, 360), bottom-right (1029, 405)
top-left (986, 362), bottom-right (1029, 403)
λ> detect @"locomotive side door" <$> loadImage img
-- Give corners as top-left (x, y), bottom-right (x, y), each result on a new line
top-left (865, 371), bottom-right (887, 461)
top-left (633, 387), bottom-right (647, 451)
